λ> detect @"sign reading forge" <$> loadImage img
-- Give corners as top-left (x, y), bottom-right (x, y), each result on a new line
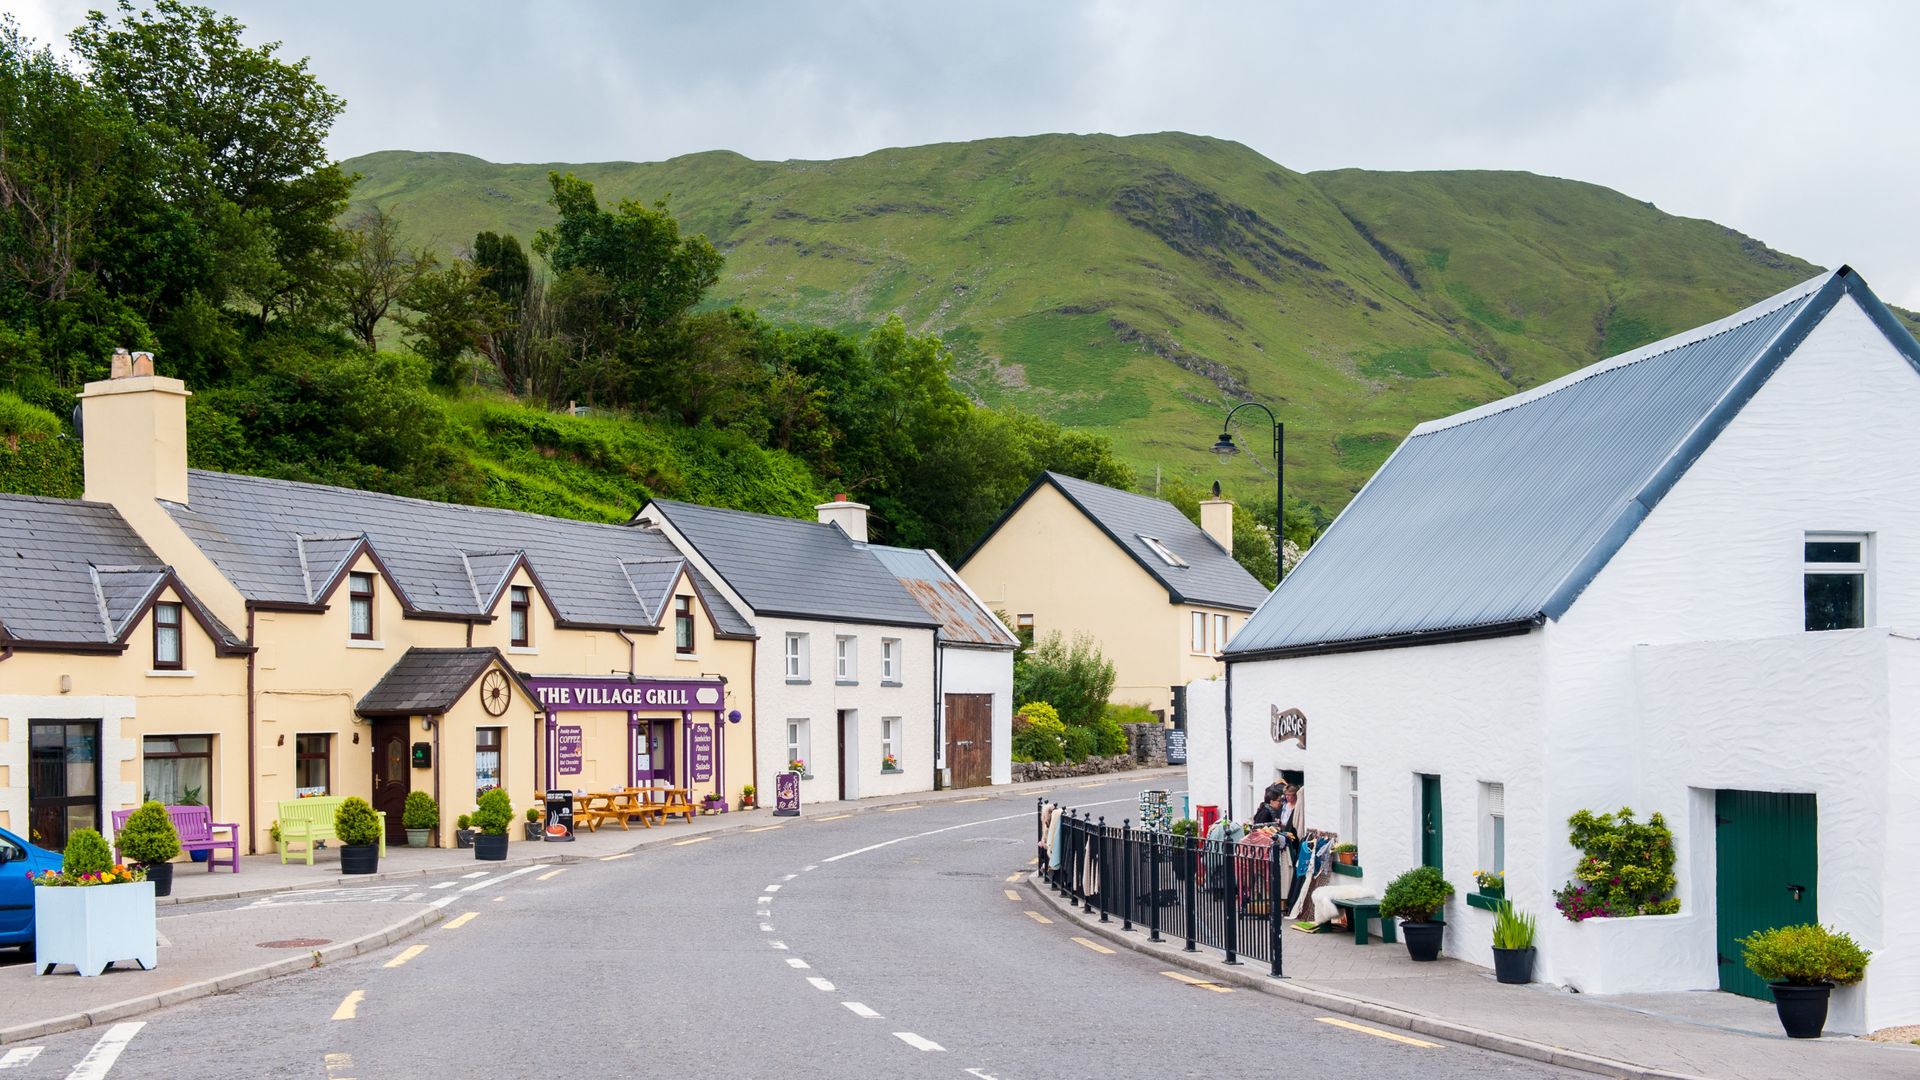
top-left (1270, 706), bottom-right (1307, 749)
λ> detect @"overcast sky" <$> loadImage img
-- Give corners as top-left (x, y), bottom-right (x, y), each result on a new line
top-left (17, 0), bottom-right (1920, 305)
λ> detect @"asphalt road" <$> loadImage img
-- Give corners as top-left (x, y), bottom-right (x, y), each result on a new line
top-left (5, 778), bottom-right (1578, 1079)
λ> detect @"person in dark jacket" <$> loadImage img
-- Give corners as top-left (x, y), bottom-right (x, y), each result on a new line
top-left (1252, 783), bottom-right (1294, 836)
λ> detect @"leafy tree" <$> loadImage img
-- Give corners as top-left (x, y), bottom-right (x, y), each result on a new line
top-left (335, 205), bottom-right (432, 349)
top-left (399, 260), bottom-right (508, 388)
top-left (1014, 632), bottom-right (1116, 730)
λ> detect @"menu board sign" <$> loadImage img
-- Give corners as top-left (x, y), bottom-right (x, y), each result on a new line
top-left (690, 722), bottom-right (715, 783)
top-left (773, 771), bottom-right (801, 817)
top-left (557, 725), bottom-right (583, 775)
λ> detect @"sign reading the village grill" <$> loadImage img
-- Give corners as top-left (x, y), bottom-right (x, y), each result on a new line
top-left (690, 722), bottom-right (715, 783)
top-left (773, 771), bottom-right (801, 817)
top-left (557, 725), bottom-right (583, 775)
top-left (522, 675), bottom-right (725, 712)
top-left (1270, 706), bottom-right (1307, 749)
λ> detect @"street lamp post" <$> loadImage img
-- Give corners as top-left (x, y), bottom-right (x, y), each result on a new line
top-left (1210, 401), bottom-right (1283, 822)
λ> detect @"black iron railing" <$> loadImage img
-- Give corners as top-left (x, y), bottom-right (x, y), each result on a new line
top-left (1036, 799), bottom-right (1288, 978)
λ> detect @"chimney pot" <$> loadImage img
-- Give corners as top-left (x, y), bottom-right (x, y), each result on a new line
top-left (110, 348), bottom-right (133, 379)
top-left (815, 495), bottom-right (871, 543)
top-left (130, 351), bottom-right (155, 377)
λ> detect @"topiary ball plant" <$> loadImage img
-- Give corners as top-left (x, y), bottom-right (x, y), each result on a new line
top-left (402, 790), bottom-right (439, 831)
top-left (1380, 865), bottom-right (1455, 923)
top-left (62, 828), bottom-right (116, 878)
top-left (472, 788), bottom-right (513, 836)
top-left (334, 796), bottom-right (383, 847)
top-left (118, 800), bottom-right (182, 867)
top-left (1741, 924), bottom-right (1871, 986)
top-left (525, 807), bottom-right (541, 823)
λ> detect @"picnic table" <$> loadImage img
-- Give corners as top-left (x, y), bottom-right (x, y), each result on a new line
top-left (540, 788), bottom-right (697, 831)
top-left (628, 786), bottom-right (697, 825)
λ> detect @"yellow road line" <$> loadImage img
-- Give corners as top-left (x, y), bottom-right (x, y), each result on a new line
top-left (1026, 857), bottom-right (1038, 866)
top-left (330, 990), bottom-right (364, 1021)
top-left (1071, 936), bottom-right (1115, 955)
top-left (1005, 873), bottom-right (1023, 882)
top-left (442, 912), bottom-right (478, 930)
top-left (491, 896), bottom-right (505, 902)
top-left (536, 867), bottom-right (567, 881)
top-left (817, 814), bottom-right (851, 821)
top-left (953, 796), bottom-right (989, 803)
top-left (672, 836), bottom-right (711, 846)
top-left (747, 825), bottom-right (784, 832)
top-left (384, 945), bottom-right (427, 969)
top-left (1161, 971), bottom-right (1233, 993)
top-left (1023, 910), bottom-right (1053, 924)
top-left (1316, 1017), bottom-right (1441, 1048)
top-left (880, 805), bottom-right (922, 812)
top-left (1003, 889), bottom-right (1020, 900)
top-left (600, 852), bottom-right (633, 861)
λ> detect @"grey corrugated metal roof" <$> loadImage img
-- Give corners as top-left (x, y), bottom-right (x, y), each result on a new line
top-left (866, 545), bottom-right (1019, 649)
top-left (1228, 268), bottom-right (1920, 658)
top-left (963, 472), bottom-right (1270, 611)
top-left (645, 500), bottom-right (939, 628)
top-left (356, 647), bottom-right (510, 716)
top-left (0, 494), bottom-right (242, 649)
top-left (166, 471), bottom-right (755, 638)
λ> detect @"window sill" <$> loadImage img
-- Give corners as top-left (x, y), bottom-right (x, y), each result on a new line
top-left (835, 680), bottom-right (860, 687)
top-left (1332, 862), bottom-right (1363, 878)
top-left (881, 680), bottom-right (903, 688)
top-left (1466, 892), bottom-right (1506, 912)
top-left (146, 669), bottom-right (195, 678)
top-left (675, 653), bottom-right (700, 662)
top-left (508, 646), bottom-right (539, 656)
top-left (881, 766), bottom-right (904, 774)
top-left (785, 678), bottom-right (811, 686)
top-left (346, 640), bottom-right (386, 650)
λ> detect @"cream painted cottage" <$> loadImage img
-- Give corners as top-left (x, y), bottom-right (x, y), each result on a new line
top-left (1188, 268), bottom-right (1920, 1033)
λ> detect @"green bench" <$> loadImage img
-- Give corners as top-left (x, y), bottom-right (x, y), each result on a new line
top-left (276, 796), bottom-right (388, 865)
top-left (1329, 895), bottom-right (1397, 945)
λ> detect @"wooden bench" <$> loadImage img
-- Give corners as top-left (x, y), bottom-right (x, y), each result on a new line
top-left (276, 796), bottom-right (387, 865)
top-left (1329, 895), bottom-right (1397, 945)
top-left (110, 805), bottom-right (241, 872)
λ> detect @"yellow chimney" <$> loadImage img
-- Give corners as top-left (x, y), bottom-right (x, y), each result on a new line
top-left (1199, 493), bottom-right (1234, 555)
top-left (78, 349), bottom-right (192, 507)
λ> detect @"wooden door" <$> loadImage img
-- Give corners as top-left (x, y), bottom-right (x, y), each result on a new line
top-left (371, 719), bottom-right (411, 846)
top-left (945, 694), bottom-right (992, 789)
top-left (1716, 790), bottom-right (1818, 999)
top-left (836, 711), bottom-right (850, 801)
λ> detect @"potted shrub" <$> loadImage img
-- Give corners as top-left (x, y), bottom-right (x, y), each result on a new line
top-left (269, 820), bottom-right (283, 857)
top-left (402, 791), bottom-right (439, 848)
top-left (1492, 900), bottom-right (1537, 984)
top-left (1169, 818), bottom-right (1200, 881)
top-left (472, 789), bottom-right (512, 861)
top-left (1333, 842), bottom-right (1358, 866)
top-left (524, 807), bottom-right (543, 841)
top-left (701, 793), bottom-right (728, 814)
top-left (455, 814), bottom-right (475, 849)
top-left (117, 801), bottom-right (182, 898)
top-left (1380, 866), bottom-right (1454, 961)
top-left (1740, 924), bottom-right (1871, 1038)
top-left (1475, 869), bottom-right (1505, 898)
top-left (334, 796), bottom-right (383, 875)
top-left (739, 785), bottom-right (757, 810)
top-left (31, 830), bottom-right (155, 976)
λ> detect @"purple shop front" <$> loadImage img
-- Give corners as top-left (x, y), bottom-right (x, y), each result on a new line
top-left (517, 674), bottom-right (738, 799)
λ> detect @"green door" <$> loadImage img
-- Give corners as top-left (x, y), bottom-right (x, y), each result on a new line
top-left (1715, 790), bottom-right (1818, 999)
top-left (1420, 774), bottom-right (1443, 871)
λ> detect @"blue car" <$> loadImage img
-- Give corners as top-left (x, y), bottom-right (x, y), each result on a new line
top-left (0, 826), bottom-right (62, 952)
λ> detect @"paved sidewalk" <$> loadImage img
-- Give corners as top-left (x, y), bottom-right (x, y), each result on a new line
top-left (1027, 874), bottom-right (1920, 1080)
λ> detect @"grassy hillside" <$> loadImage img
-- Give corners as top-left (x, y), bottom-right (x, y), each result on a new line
top-left (344, 133), bottom-right (1909, 511)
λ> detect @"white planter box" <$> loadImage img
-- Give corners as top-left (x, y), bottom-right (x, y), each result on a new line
top-left (34, 881), bottom-right (158, 977)
top-left (1545, 911), bottom-right (1708, 994)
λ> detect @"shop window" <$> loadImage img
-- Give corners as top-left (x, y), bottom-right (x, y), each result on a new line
top-left (835, 635), bottom-right (857, 682)
top-left (509, 586), bottom-right (532, 648)
top-left (881, 716), bottom-right (900, 767)
top-left (1015, 614), bottom-right (1034, 649)
top-left (675, 595), bottom-right (695, 654)
top-left (1191, 611), bottom-right (1206, 653)
top-left (1341, 765), bottom-right (1359, 846)
top-left (153, 601), bottom-right (183, 670)
top-left (476, 727), bottom-right (503, 799)
top-left (786, 719), bottom-right (811, 774)
top-left (784, 633), bottom-right (809, 681)
top-left (1804, 533), bottom-right (1868, 631)
top-left (1479, 781), bottom-right (1506, 875)
top-left (295, 733), bottom-right (332, 795)
top-left (142, 735), bottom-right (211, 805)
top-left (349, 572), bottom-right (376, 640)
top-left (881, 638), bottom-right (900, 683)
top-left (1213, 613), bottom-right (1229, 652)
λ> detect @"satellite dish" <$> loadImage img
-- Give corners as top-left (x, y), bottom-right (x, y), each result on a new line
top-left (70, 403), bottom-right (84, 441)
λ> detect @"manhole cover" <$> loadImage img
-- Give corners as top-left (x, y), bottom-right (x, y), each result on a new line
top-left (257, 938), bottom-right (330, 949)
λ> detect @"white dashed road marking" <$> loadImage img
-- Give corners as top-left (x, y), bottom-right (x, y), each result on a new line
top-left (785, 958), bottom-right (810, 969)
top-left (461, 871), bottom-right (488, 879)
top-left (807, 976), bottom-right (836, 991)
top-left (0, 1047), bottom-right (42, 1070)
top-left (460, 865), bottom-right (539, 893)
top-left (64, 1022), bottom-right (143, 1080)
top-left (764, 884), bottom-right (782, 893)
top-left (429, 881), bottom-right (459, 890)
top-left (842, 1002), bottom-right (881, 1018)
top-left (893, 1032), bottom-right (945, 1052)
top-left (769, 940), bottom-right (788, 950)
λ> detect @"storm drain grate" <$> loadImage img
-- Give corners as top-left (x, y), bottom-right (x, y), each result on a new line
top-left (257, 938), bottom-right (331, 949)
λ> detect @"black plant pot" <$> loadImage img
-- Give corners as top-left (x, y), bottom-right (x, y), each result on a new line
top-left (473, 833), bottom-right (508, 861)
top-left (455, 829), bottom-right (475, 849)
top-left (525, 822), bottom-right (543, 841)
top-left (340, 843), bottom-right (380, 875)
top-left (1492, 946), bottom-right (1535, 984)
top-left (1770, 982), bottom-right (1832, 1039)
top-left (143, 861), bottom-right (174, 897)
top-left (1401, 919), bottom-right (1444, 961)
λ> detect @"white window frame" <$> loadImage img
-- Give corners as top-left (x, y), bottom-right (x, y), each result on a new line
top-left (1480, 781), bottom-right (1506, 877)
top-left (784, 633), bottom-right (808, 680)
top-left (1239, 760), bottom-right (1255, 821)
top-left (1213, 613), bottom-right (1229, 652)
top-left (1803, 531), bottom-right (1871, 631)
top-left (881, 716), bottom-right (900, 767)
top-left (1191, 611), bottom-right (1206, 653)
top-left (1341, 766), bottom-right (1359, 847)
top-left (1138, 534), bottom-right (1188, 568)
top-left (881, 638), bottom-right (900, 683)
top-left (835, 635), bottom-right (857, 682)
top-left (786, 719), bottom-right (811, 774)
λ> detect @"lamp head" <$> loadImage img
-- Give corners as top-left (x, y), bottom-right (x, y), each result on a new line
top-left (1210, 432), bottom-right (1239, 456)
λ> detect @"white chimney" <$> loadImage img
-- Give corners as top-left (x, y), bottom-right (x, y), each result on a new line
top-left (1199, 481), bottom-right (1233, 555)
top-left (815, 493), bottom-right (870, 543)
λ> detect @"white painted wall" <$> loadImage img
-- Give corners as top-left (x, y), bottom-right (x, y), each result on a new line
top-left (937, 645), bottom-right (1015, 786)
top-left (0, 696), bottom-right (140, 841)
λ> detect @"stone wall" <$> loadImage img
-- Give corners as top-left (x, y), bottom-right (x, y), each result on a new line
top-left (1122, 723), bottom-right (1167, 767)
top-left (1010, 754), bottom-right (1135, 783)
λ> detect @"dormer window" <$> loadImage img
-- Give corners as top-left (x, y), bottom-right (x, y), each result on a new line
top-left (509, 585), bottom-right (532, 647)
top-left (153, 602), bottom-right (183, 670)
top-left (1139, 534), bottom-right (1188, 568)
top-left (349, 572), bottom-right (376, 640)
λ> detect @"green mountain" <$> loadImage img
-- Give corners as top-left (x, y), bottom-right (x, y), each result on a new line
top-left (342, 133), bottom-right (1914, 512)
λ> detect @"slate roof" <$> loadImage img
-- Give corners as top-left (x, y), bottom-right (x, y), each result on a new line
top-left (1228, 267), bottom-right (1920, 659)
top-left (961, 472), bottom-right (1270, 612)
top-left (643, 500), bottom-right (939, 628)
top-left (0, 493), bottom-right (243, 650)
top-left (356, 646), bottom-right (530, 716)
top-left (867, 545), bottom-right (1019, 650)
top-left (164, 471), bottom-right (754, 638)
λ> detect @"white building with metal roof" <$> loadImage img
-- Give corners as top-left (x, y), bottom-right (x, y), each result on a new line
top-left (1186, 267), bottom-right (1920, 1033)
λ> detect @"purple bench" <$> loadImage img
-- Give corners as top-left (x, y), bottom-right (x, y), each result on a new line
top-left (110, 804), bottom-right (241, 872)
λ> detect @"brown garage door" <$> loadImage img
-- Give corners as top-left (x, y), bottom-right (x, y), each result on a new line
top-left (945, 694), bottom-right (992, 789)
